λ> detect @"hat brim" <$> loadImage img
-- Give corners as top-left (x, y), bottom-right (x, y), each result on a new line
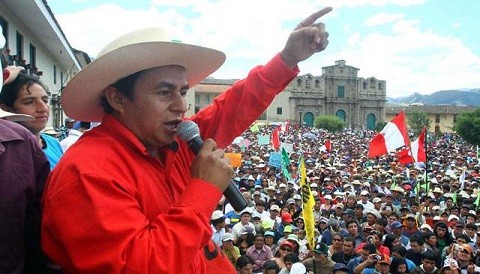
top-left (62, 41), bottom-right (225, 121)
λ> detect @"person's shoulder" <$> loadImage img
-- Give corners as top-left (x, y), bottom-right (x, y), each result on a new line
top-left (0, 119), bottom-right (33, 140)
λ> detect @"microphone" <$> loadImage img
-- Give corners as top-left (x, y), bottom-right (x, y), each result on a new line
top-left (177, 120), bottom-right (248, 212)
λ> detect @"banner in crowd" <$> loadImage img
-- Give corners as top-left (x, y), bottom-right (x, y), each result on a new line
top-left (280, 142), bottom-right (294, 153)
top-left (299, 156), bottom-right (315, 251)
top-left (268, 152), bottom-right (282, 168)
top-left (258, 135), bottom-right (270, 145)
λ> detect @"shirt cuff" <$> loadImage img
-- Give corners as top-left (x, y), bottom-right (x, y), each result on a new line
top-left (180, 178), bottom-right (223, 217)
top-left (261, 53), bottom-right (300, 86)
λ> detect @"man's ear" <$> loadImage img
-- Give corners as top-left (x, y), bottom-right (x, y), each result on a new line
top-left (104, 86), bottom-right (126, 114)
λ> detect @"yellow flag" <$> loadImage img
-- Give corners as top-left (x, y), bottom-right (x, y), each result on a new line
top-left (299, 156), bottom-right (315, 251)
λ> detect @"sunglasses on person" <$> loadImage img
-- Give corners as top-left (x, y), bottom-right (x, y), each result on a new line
top-left (281, 247), bottom-right (292, 252)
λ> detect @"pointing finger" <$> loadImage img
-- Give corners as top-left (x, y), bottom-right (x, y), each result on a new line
top-left (295, 7), bottom-right (333, 30)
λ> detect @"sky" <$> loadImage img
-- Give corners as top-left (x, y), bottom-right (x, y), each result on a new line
top-left (47, 0), bottom-right (480, 98)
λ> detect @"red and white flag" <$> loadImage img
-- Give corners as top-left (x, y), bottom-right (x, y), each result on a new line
top-left (281, 120), bottom-right (290, 133)
top-left (368, 111), bottom-right (409, 158)
top-left (319, 140), bottom-right (331, 152)
top-left (271, 127), bottom-right (280, 151)
top-left (397, 127), bottom-right (426, 164)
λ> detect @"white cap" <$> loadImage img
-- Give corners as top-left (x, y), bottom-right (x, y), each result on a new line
top-left (447, 215), bottom-right (459, 222)
top-left (360, 190), bottom-right (369, 196)
top-left (420, 224), bottom-right (433, 232)
top-left (279, 183), bottom-right (287, 188)
top-left (211, 210), bottom-right (225, 221)
top-left (310, 183), bottom-right (318, 188)
top-left (372, 197), bottom-right (382, 203)
top-left (324, 195), bottom-right (332, 200)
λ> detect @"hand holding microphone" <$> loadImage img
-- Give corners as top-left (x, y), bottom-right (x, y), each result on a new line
top-left (178, 121), bottom-right (248, 211)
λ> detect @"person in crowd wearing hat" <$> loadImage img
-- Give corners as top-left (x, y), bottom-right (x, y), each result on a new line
top-left (358, 190), bottom-right (375, 211)
top-left (272, 240), bottom-right (294, 270)
top-left (277, 212), bottom-right (295, 241)
top-left (402, 214), bottom-right (421, 238)
top-left (221, 233), bottom-right (241, 267)
top-left (331, 236), bottom-right (359, 265)
top-left (233, 209), bottom-right (257, 241)
top-left (1, 66), bottom-right (64, 170)
top-left (236, 226), bottom-right (256, 255)
top-left (59, 121), bottom-right (91, 152)
top-left (390, 221), bottom-right (410, 248)
top-left (361, 254), bottom-right (391, 274)
top-left (303, 242), bottom-right (335, 274)
top-left (361, 209), bottom-right (381, 235)
top-left (211, 210), bottom-right (228, 247)
top-left (349, 243), bottom-right (378, 274)
top-left (264, 230), bottom-right (279, 257)
top-left (410, 250), bottom-right (439, 274)
top-left (321, 218), bottom-right (347, 246)
top-left (332, 262), bottom-right (349, 274)
top-left (0, 31), bottom-right (52, 273)
top-left (236, 254), bottom-right (255, 274)
top-left (57, 117), bottom-right (75, 141)
top-left (41, 6), bottom-right (333, 273)
top-left (263, 204), bottom-right (281, 233)
top-left (246, 234), bottom-right (274, 273)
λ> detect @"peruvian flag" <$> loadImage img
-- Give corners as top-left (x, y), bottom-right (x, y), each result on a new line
top-left (397, 128), bottom-right (426, 164)
top-left (368, 111), bottom-right (409, 158)
top-left (319, 140), bottom-right (331, 152)
top-left (271, 127), bottom-right (280, 151)
top-left (281, 120), bottom-right (290, 133)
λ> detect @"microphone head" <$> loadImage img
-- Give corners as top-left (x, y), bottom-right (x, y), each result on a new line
top-left (177, 120), bottom-right (200, 142)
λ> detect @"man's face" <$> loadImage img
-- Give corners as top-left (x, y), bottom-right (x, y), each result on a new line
top-left (343, 241), bottom-right (354, 254)
top-left (241, 214), bottom-right (251, 224)
top-left (347, 223), bottom-right (358, 235)
top-left (422, 259), bottom-right (436, 273)
top-left (254, 236), bottom-right (264, 249)
top-left (410, 241), bottom-right (423, 253)
top-left (118, 65), bottom-right (188, 150)
top-left (375, 262), bottom-right (390, 274)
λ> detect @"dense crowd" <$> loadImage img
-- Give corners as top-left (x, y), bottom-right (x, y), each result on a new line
top-left (212, 124), bottom-right (480, 274)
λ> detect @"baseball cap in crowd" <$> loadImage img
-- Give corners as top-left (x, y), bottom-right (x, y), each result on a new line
top-left (324, 195), bottom-right (333, 200)
top-left (279, 183), bottom-right (287, 188)
top-left (319, 217), bottom-right (329, 224)
top-left (281, 212), bottom-right (293, 223)
top-left (284, 225), bottom-right (293, 233)
top-left (240, 225), bottom-right (254, 235)
top-left (293, 194), bottom-right (302, 200)
top-left (360, 190), bottom-right (369, 196)
top-left (391, 221), bottom-right (404, 229)
top-left (372, 197), bottom-right (382, 203)
top-left (222, 233), bottom-right (234, 242)
top-left (448, 215), bottom-right (460, 222)
top-left (313, 242), bottom-right (329, 255)
top-left (264, 231), bottom-right (275, 238)
top-left (270, 205), bottom-right (280, 212)
top-left (287, 198), bottom-right (295, 205)
top-left (211, 210), bottom-right (225, 221)
top-left (420, 224), bottom-right (433, 232)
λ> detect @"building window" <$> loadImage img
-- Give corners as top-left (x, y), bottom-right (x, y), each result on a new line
top-left (297, 78), bottom-right (302, 87)
top-left (337, 86), bottom-right (345, 98)
top-left (0, 17), bottom-right (8, 47)
top-left (195, 94), bottom-right (200, 104)
top-left (205, 94), bottom-right (210, 103)
top-left (29, 43), bottom-right (36, 69)
top-left (435, 114), bottom-right (440, 123)
top-left (16, 31), bottom-right (24, 61)
top-left (378, 82), bottom-right (383, 90)
top-left (277, 107), bottom-right (282, 115)
top-left (60, 71), bottom-right (64, 86)
top-left (53, 65), bottom-right (57, 85)
top-left (315, 79), bottom-right (320, 88)
top-left (363, 81), bottom-right (367, 89)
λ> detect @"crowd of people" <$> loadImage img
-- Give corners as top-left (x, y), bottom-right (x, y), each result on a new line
top-left (211, 124), bottom-right (480, 274)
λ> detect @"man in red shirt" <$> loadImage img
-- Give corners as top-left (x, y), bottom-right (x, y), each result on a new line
top-left (41, 8), bottom-right (332, 274)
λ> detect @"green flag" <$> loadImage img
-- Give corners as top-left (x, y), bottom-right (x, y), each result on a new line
top-left (281, 147), bottom-right (292, 180)
top-left (475, 192), bottom-right (480, 209)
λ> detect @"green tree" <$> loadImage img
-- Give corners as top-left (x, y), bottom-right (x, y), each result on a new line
top-left (453, 108), bottom-right (480, 145)
top-left (374, 121), bottom-right (387, 132)
top-left (407, 111), bottom-right (431, 136)
top-left (314, 115), bottom-right (345, 132)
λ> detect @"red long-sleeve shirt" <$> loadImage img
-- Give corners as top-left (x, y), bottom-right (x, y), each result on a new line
top-left (41, 54), bottom-right (298, 273)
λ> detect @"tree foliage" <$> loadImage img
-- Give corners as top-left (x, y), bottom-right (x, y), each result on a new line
top-left (314, 115), bottom-right (345, 132)
top-left (407, 111), bottom-right (431, 136)
top-left (453, 108), bottom-right (480, 145)
top-left (374, 121), bottom-right (387, 132)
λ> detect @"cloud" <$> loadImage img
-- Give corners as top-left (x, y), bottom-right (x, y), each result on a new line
top-left (365, 13), bottom-right (404, 27)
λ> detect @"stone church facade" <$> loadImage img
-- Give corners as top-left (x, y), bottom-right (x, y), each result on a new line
top-left (186, 60), bottom-right (387, 129)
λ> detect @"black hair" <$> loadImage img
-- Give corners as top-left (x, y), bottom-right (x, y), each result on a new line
top-left (392, 245), bottom-right (407, 257)
top-left (283, 252), bottom-right (300, 264)
top-left (343, 236), bottom-right (356, 247)
top-left (262, 260), bottom-right (280, 273)
top-left (390, 256), bottom-right (408, 274)
top-left (100, 70), bottom-right (144, 114)
top-left (422, 250), bottom-right (437, 262)
top-left (362, 243), bottom-right (377, 254)
top-left (383, 234), bottom-right (398, 252)
top-left (409, 234), bottom-right (424, 245)
top-left (0, 70), bottom-right (49, 107)
top-left (236, 255), bottom-right (254, 270)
